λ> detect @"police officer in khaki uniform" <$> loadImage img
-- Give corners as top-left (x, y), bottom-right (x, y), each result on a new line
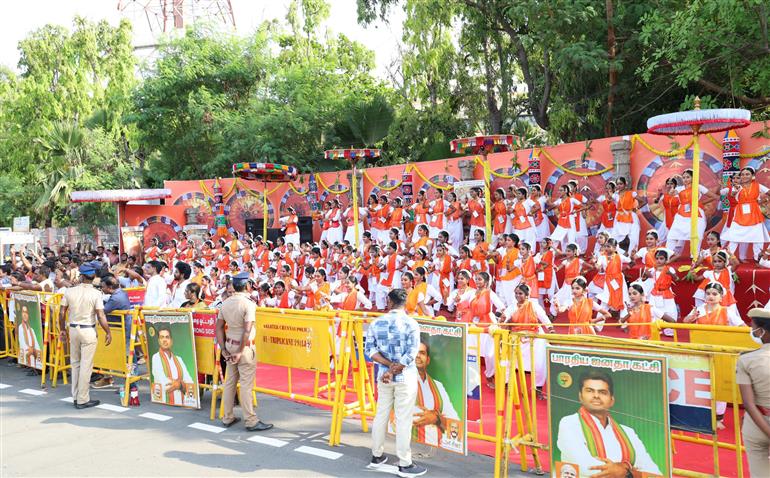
top-left (59, 261), bottom-right (112, 409)
top-left (737, 308), bottom-right (770, 477)
top-left (216, 272), bottom-right (272, 431)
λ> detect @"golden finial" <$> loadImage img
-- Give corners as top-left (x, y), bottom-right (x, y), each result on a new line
top-left (694, 96), bottom-right (701, 110)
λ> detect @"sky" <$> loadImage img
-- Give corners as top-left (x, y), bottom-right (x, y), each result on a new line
top-left (0, 0), bottom-right (404, 78)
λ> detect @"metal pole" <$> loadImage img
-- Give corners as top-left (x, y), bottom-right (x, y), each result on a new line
top-left (352, 164), bottom-right (360, 251)
top-left (690, 129), bottom-right (701, 261)
top-left (262, 181), bottom-right (268, 240)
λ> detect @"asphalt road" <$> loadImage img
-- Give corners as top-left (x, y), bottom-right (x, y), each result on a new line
top-left (0, 359), bottom-right (520, 477)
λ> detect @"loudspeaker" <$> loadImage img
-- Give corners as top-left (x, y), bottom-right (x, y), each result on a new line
top-left (245, 217), bottom-right (314, 244)
top-left (245, 219), bottom-right (282, 242)
top-left (298, 216), bottom-right (314, 244)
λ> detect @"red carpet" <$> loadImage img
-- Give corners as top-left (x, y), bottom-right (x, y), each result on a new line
top-left (255, 361), bottom-right (748, 477)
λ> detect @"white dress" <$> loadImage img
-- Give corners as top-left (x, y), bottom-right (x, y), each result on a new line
top-left (720, 184), bottom-right (770, 243)
top-left (503, 299), bottom-right (552, 387)
top-left (667, 185), bottom-right (708, 242)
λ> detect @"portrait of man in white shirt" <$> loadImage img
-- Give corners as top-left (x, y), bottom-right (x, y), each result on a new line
top-left (556, 369), bottom-right (662, 478)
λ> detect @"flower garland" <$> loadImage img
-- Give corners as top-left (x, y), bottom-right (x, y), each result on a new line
top-left (238, 181), bottom-right (282, 198)
top-left (540, 148), bottom-right (614, 176)
top-left (288, 181), bottom-right (309, 196)
top-left (630, 134), bottom-right (695, 157)
top-left (363, 169), bottom-right (403, 190)
top-left (409, 163), bottom-right (454, 190)
top-left (474, 155), bottom-right (529, 178)
top-left (706, 133), bottom-right (769, 158)
top-left (315, 173), bottom-right (350, 194)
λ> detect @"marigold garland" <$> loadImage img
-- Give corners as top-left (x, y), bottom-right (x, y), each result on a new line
top-left (539, 148), bottom-right (614, 176)
top-left (363, 169), bottom-right (403, 190)
top-left (315, 173), bottom-right (350, 194)
top-left (474, 155), bottom-right (529, 178)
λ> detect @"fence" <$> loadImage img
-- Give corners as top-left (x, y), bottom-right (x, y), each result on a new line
top-left (1, 292), bottom-right (757, 478)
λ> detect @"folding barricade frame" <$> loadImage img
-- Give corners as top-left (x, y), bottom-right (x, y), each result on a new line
top-left (497, 321), bottom-right (754, 478)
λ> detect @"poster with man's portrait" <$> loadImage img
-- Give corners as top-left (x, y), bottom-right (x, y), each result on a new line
top-left (13, 292), bottom-right (44, 370)
top-left (389, 319), bottom-right (467, 455)
top-left (145, 311), bottom-right (200, 409)
top-left (547, 347), bottom-right (670, 478)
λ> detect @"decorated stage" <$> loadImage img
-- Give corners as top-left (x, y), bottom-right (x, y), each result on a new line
top-left (122, 122), bottom-right (770, 255)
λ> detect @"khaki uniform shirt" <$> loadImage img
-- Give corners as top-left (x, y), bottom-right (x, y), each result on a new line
top-left (61, 283), bottom-right (104, 326)
top-left (218, 292), bottom-right (256, 352)
top-left (736, 343), bottom-right (770, 407)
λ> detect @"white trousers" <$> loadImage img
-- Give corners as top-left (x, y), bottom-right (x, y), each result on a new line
top-left (69, 326), bottom-right (98, 404)
top-left (372, 371), bottom-right (418, 467)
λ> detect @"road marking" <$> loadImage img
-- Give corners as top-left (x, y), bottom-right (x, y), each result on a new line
top-left (60, 397), bottom-right (74, 403)
top-left (188, 422), bottom-right (226, 434)
top-left (97, 403), bottom-right (130, 413)
top-left (0, 383), bottom-right (11, 389)
top-left (19, 388), bottom-right (46, 396)
top-left (247, 435), bottom-right (289, 448)
top-left (294, 446), bottom-right (342, 460)
top-left (139, 412), bottom-right (173, 422)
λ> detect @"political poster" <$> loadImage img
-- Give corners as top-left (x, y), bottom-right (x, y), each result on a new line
top-left (144, 311), bottom-right (200, 409)
top-left (389, 319), bottom-right (468, 455)
top-left (666, 353), bottom-right (713, 434)
top-left (255, 315), bottom-right (331, 373)
top-left (548, 347), bottom-right (670, 478)
top-left (13, 292), bottom-right (44, 370)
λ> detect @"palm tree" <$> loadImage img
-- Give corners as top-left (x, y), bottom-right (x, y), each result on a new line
top-left (331, 94), bottom-right (395, 167)
top-left (33, 121), bottom-right (86, 226)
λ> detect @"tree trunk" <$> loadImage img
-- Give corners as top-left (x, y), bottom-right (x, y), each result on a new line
top-left (604, 0), bottom-right (617, 137)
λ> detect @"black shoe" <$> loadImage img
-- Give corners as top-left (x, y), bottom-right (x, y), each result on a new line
top-left (245, 421), bottom-right (273, 432)
top-left (75, 400), bottom-right (100, 409)
top-left (223, 417), bottom-right (241, 428)
top-left (398, 463), bottom-right (427, 477)
top-left (367, 455), bottom-right (388, 469)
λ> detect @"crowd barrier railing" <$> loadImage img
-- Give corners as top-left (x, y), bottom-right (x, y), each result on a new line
top-left (0, 290), bottom-right (17, 359)
top-left (497, 321), bottom-right (756, 478)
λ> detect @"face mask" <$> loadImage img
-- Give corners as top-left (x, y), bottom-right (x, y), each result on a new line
top-left (750, 328), bottom-right (765, 345)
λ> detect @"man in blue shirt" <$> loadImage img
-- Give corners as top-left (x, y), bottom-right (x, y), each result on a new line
top-left (92, 275), bottom-right (133, 389)
top-left (365, 288), bottom-right (426, 478)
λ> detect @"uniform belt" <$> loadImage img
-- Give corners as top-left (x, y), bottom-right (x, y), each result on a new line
top-left (758, 405), bottom-right (770, 417)
top-left (226, 337), bottom-right (254, 346)
top-left (69, 323), bottom-right (95, 328)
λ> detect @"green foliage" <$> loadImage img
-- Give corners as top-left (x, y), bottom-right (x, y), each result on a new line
top-left (0, 17), bottom-right (137, 228)
top-left (639, 0), bottom-right (770, 113)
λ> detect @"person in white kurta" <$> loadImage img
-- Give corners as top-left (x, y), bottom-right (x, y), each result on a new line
top-left (557, 371), bottom-right (662, 477)
top-left (410, 341), bottom-right (460, 447)
top-left (151, 326), bottom-right (194, 406)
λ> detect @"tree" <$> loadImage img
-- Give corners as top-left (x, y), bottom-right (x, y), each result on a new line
top-left (0, 17), bottom-right (137, 227)
top-left (639, 0), bottom-right (770, 111)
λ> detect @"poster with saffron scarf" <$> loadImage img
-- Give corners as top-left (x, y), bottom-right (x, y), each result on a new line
top-left (12, 292), bottom-right (44, 370)
top-left (145, 311), bottom-right (200, 409)
top-left (547, 347), bottom-right (670, 478)
top-left (388, 319), bottom-right (467, 455)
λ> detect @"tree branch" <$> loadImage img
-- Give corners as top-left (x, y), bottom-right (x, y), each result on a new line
top-left (697, 78), bottom-right (770, 106)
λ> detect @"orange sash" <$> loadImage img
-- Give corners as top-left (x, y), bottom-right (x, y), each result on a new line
top-left (499, 248), bottom-right (521, 281)
top-left (568, 297), bottom-right (595, 335)
top-left (470, 289), bottom-right (492, 324)
top-left (676, 187), bottom-right (702, 218)
top-left (521, 256), bottom-right (539, 297)
top-left (604, 254), bottom-right (624, 310)
top-left (697, 305), bottom-right (728, 325)
top-left (509, 300), bottom-right (539, 333)
top-left (468, 200), bottom-right (485, 227)
top-left (734, 181), bottom-right (764, 226)
top-left (493, 200), bottom-right (507, 234)
top-left (627, 304), bottom-right (652, 339)
top-left (615, 191), bottom-right (635, 223)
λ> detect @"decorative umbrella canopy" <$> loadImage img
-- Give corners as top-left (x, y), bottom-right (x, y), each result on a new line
top-left (232, 162), bottom-right (298, 239)
top-left (647, 107), bottom-right (751, 135)
top-left (232, 162), bottom-right (298, 182)
top-left (450, 134), bottom-right (518, 155)
top-left (324, 148), bottom-right (381, 164)
top-left (323, 148), bottom-right (382, 250)
top-left (646, 99), bottom-right (751, 261)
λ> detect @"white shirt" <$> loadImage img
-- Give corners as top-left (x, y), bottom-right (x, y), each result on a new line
top-left (144, 275), bottom-right (169, 307)
top-left (151, 350), bottom-right (193, 405)
top-left (169, 279), bottom-right (191, 308)
top-left (557, 412), bottom-right (661, 477)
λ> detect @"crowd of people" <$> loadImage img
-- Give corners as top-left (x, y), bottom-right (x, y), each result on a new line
top-left (3, 169), bottom-right (770, 477)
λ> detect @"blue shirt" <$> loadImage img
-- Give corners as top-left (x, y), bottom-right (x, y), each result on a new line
top-left (364, 308), bottom-right (420, 383)
top-left (104, 289), bottom-right (131, 324)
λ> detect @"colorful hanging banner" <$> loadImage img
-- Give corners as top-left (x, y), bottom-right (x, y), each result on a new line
top-left (721, 129), bottom-right (740, 212)
top-left (528, 149), bottom-right (541, 185)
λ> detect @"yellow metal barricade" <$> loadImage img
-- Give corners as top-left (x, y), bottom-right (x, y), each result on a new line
top-left (0, 290), bottom-right (16, 359)
top-left (497, 322), bottom-right (754, 478)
